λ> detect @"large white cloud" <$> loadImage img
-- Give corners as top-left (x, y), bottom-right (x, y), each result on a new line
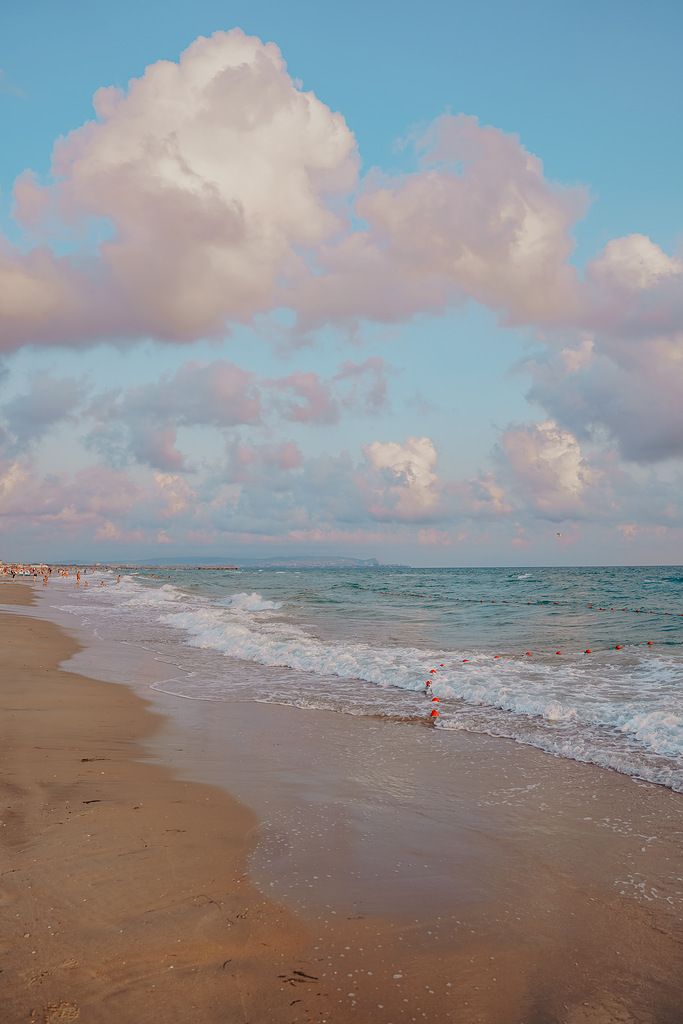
top-left (361, 436), bottom-right (443, 520)
top-left (1, 29), bottom-right (358, 348)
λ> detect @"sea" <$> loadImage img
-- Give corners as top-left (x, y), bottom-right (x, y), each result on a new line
top-left (50, 564), bottom-right (683, 793)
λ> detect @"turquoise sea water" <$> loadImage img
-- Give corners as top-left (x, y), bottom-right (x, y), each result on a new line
top-left (53, 565), bottom-right (683, 791)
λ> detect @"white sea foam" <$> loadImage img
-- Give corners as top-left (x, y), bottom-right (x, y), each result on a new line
top-left (219, 592), bottom-right (283, 612)
top-left (49, 573), bottom-right (683, 792)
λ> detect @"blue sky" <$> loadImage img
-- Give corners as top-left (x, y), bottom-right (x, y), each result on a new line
top-left (0, 0), bottom-right (682, 564)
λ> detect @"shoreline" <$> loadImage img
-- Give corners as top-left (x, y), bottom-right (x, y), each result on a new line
top-left (2, 580), bottom-right (683, 1022)
top-left (0, 586), bottom-right (320, 1024)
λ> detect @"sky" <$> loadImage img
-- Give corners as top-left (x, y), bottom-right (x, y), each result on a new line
top-left (1, 0), bottom-right (682, 566)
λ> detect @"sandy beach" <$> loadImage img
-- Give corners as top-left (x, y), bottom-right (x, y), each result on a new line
top-left (1, 579), bottom-right (683, 1023)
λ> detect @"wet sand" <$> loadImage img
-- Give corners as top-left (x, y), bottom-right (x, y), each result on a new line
top-left (1, 580), bottom-right (683, 1023)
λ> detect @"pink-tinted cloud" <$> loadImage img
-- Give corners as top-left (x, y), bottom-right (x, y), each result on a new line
top-left (0, 460), bottom-right (142, 536)
top-left (268, 371), bottom-right (338, 424)
top-left (361, 436), bottom-right (443, 521)
top-left (519, 233), bottom-right (683, 465)
top-left (267, 357), bottom-right (391, 424)
top-left (499, 420), bottom-right (601, 518)
top-left (454, 472), bottom-right (512, 519)
top-left (226, 439), bottom-right (303, 481)
top-left (1, 29), bottom-right (357, 350)
top-left (290, 114), bottom-right (587, 333)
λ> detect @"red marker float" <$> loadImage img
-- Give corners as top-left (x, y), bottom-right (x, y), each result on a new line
top-left (585, 649), bottom-right (591, 654)
top-left (615, 645), bottom-right (622, 649)
top-left (556, 651), bottom-right (562, 655)
top-left (430, 709), bottom-right (439, 719)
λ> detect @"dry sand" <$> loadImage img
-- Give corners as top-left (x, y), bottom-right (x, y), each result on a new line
top-left (1, 580), bottom-right (682, 1023)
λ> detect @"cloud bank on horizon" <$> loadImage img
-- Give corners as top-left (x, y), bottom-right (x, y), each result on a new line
top-left (1, 28), bottom-right (682, 563)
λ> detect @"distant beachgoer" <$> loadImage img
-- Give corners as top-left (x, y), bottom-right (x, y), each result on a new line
top-left (117, 575), bottom-right (121, 583)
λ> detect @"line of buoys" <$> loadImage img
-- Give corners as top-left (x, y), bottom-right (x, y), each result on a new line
top-left (375, 589), bottom-right (682, 617)
top-left (424, 631), bottom-right (660, 726)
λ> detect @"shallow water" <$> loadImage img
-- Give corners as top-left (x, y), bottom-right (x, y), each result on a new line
top-left (50, 564), bottom-right (683, 791)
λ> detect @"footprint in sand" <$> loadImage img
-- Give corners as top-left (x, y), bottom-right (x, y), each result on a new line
top-left (43, 1003), bottom-right (80, 1023)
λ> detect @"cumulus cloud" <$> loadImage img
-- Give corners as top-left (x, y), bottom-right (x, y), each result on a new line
top-left (1, 29), bottom-right (358, 349)
top-left (455, 472), bottom-right (512, 519)
top-left (528, 341), bottom-right (683, 464)
top-left (499, 420), bottom-right (601, 518)
top-left (518, 233), bottom-right (683, 465)
top-left (291, 113), bottom-right (586, 332)
top-left (361, 436), bottom-right (443, 520)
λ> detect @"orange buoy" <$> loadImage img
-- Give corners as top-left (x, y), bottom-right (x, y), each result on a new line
top-left (432, 697), bottom-right (440, 702)
top-left (430, 709), bottom-right (439, 718)
top-left (615, 645), bottom-right (622, 649)
top-left (494, 655), bottom-right (499, 659)
top-left (556, 650), bottom-right (562, 655)
top-left (585, 649), bottom-right (591, 654)
top-left (462, 659), bottom-right (469, 663)
top-left (430, 669), bottom-right (436, 673)
top-left (525, 652), bottom-right (531, 656)
top-left (648, 641), bottom-right (653, 645)
top-left (440, 663), bottom-right (444, 667)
